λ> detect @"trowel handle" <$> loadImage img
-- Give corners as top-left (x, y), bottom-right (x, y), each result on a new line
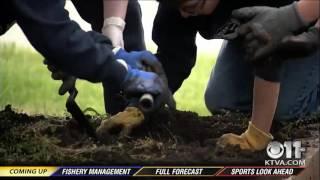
top-left (139, 94), bottom-right (154, 112)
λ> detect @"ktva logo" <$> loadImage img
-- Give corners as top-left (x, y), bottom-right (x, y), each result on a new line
top-left (265, 141), bottom-right (306, 166)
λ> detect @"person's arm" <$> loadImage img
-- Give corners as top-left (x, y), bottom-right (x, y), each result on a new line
top-left (251, 77), bottom-right (279, 134)
top-left (13, 0), bottom-right (175, 111)
top-left (13, 0), bottom-right (127, 84)
top-left (102, 0), bottom-right (128, 48)
top-left (216, 73), bottom-right (277, 152)
top-left (216, 1), bottom-right (320, 152)
top-left (296, 0), bottom-right (320, 24)
top-left (103, 0), bottom-right (128, 19)
top-left (153, 2), bottom-right (198, 92)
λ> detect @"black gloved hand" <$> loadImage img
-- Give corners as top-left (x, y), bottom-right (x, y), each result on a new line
top-left (277, 26), bottom-right (319, 59)
top-left (214, 18), bottom-right (240, 40)
top-left (44, 59), bottom-right (76, 95)
top-left (121, 66), bottom-right (176, 112)
top-left (232, 3), bottom-right (309, 62)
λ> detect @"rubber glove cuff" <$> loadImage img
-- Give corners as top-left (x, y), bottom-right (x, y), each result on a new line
top-left (102, 17), bottom-right (126, 32)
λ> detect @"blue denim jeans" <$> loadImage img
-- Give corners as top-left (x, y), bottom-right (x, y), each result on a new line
top-left (205, 40), bottom-right (320, 120)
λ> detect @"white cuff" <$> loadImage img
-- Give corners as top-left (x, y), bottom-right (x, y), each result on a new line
top-left (112, 47), bottom-right (122, 55)
top-left (103, 17), bottom-right (126, 31)
top-left (113, 47), bottom-right (128, 71)
top-left (116, 59), bottom-right (129, 71)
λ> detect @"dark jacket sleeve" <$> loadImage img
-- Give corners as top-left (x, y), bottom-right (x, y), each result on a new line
top-left (0, 1), bottom-right (15, 35)
top-left (152, 3), bottom-right (198, 92)
top-left (12, 0), bottom-right (127, 84)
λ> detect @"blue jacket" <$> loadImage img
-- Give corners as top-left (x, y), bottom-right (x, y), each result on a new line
top-left (1, 0), bottom-right (127, 85)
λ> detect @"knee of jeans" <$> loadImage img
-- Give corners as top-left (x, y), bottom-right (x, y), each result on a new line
top-left (204, 86), bottom-right (222, 113)
top-left (274, 108), bottom-right (308, 121)
top-left (275, 88), bottom-right (319, 121)
top-left (274, 109), bottom-right (293, 121)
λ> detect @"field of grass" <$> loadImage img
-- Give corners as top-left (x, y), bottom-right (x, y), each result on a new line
top-left (0, 43), bottom-right (217, 116)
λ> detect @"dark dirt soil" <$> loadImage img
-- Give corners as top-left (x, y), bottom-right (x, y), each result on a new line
top-left (0, 105), bottom-right (319, 165)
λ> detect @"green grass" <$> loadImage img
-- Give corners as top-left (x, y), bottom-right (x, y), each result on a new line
top-left (0, 43), bottom-right (217, 116)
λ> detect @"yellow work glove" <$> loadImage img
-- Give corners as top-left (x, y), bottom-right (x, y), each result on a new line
top-left (96, 107), bottom-right (144, 141)
top-left (217, 122), bottom-right (273, 151)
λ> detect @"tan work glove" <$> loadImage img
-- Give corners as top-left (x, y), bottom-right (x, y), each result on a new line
top-left (102, 17), bottom-right (125, 48)
top-left (96, 107), bottom-right (144, 141)
top-left (217, 122), bottom-right (273, 151)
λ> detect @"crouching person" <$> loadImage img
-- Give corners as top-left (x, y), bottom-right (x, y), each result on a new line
top-left (205, 1), bottom-right (320, 151)
top-left (155, 0), bottom-right (319, 152)
top-left (0, 0), bottom-right (174, 117)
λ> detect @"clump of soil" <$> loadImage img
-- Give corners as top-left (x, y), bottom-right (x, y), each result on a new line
top-left (0, 105), bottom-right (319, 165)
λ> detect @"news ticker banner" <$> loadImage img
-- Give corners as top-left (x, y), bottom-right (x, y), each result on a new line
top-left (0, 166), bottom-right (304, 177)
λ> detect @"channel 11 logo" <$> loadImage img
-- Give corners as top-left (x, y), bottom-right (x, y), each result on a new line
top-left (267, 141), bottom-right (305, 159)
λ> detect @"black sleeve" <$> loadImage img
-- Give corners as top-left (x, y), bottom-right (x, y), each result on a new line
top-left (254, 60), bottom-right (283, 82)
top-left (0, 1), bottom-right (15, 35)
top-left (12, 0), bottom-right (127, 84)
top-left (152, 3), bottom-right (198, 92)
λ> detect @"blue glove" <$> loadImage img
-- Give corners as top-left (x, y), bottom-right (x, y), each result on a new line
top-left (121, 66), bottom-right (176, 112)
top-left (114, 48), bottom-right (163, 74)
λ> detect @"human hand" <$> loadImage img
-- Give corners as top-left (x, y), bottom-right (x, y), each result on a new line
top-left (277, 26), bottom-right (319, 59)
top-left (232, 4), bottom-right (309, 62)
top-left (102, 17), bottom-right (125, 48)
top-left (44, 59), bottom-right (76, 95)
top-left (216, 122), bottom-right (273, 151)
top-left (121, 66), bottom-right (175, 112)
top-left (96, 107), bottom-right (144, 140)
